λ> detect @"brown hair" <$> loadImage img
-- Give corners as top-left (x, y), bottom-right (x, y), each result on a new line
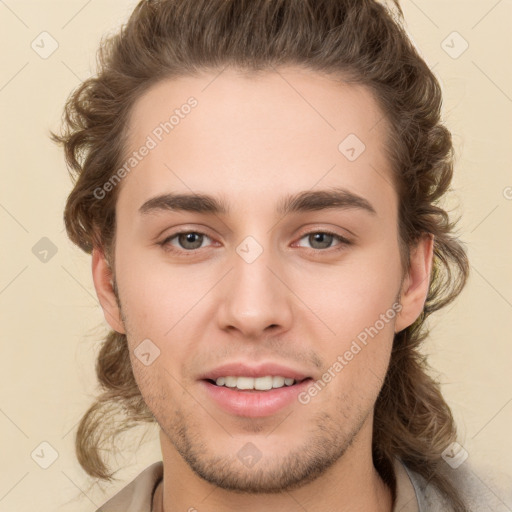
top-left (52, 0), bottom-right (469, 509)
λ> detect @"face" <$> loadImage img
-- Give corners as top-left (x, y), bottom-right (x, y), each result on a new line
top-left (93, 67), bottom-right (430, 493)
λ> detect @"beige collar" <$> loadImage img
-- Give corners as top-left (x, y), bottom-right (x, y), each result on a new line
top-left (392, 458), bottom-right (420, 512)
top-left (151, 476), bottom-right (163, 512)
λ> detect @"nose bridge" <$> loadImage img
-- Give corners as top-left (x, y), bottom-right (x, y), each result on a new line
top-left (216, 235), bottom-right (292, 336)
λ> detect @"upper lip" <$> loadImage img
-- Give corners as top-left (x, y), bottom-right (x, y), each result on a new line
top-left (199, 362), bottom-right (312, 382)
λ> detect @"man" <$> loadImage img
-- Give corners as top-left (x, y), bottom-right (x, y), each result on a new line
top-left (52, 0), bottom-right (510, 510)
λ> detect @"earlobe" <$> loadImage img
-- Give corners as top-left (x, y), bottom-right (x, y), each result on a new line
top-left (394, 234), bottom-right (434, 333)
top-left (91, 247), bottom-right (126, 334)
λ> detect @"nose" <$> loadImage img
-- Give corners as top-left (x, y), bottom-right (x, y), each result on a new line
top-left (215, 242), bottom-right (293, 339)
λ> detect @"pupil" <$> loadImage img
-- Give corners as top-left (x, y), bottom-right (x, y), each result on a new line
top-left (311, 233), bottom-right (332, 249)
top-left (181, 233), bottom-right (202, 249)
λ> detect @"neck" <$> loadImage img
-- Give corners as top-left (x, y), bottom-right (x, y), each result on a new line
top-left (156, 420), bottom-right (393, 512)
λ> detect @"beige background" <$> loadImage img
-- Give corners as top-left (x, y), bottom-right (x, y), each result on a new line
top-left (0, 1), bottom-right (511, 511)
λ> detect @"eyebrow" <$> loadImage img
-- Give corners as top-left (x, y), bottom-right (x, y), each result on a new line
top-left (138, 187), bottom-right (376, 217)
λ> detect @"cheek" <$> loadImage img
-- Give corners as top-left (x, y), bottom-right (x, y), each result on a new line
top-left (293, 240), bottom-right (400, 393)
top-left (292, 240), bottom-right (402, 342)
top-left (302, 307), bottom-right (395, 416)
top-left (114, 247), bottom-right (213, 389)
top-left (115, 244), bottom-right (208, 337)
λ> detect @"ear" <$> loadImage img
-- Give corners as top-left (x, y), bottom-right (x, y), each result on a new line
top-left (91, 247), bottom-right (126, 334)
top-left (394, 234), bottom-right (434, 333)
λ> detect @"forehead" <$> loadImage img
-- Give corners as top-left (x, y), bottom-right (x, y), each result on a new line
top-left (119, 66), bottom-right (395, 218)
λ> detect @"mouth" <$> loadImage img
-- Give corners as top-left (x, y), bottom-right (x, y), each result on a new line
top-left (200, 375), bottom-right (314, 418)
top-left (198, 362), bottom-right (315, 417)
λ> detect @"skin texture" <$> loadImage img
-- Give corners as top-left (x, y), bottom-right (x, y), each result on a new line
top-left (92, 67), bottom-right (433, 512)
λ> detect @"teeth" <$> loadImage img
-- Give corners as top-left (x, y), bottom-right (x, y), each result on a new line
top-left (272, 376), bottom-right (285, 388)
top-left (214, 376), bottom-right (297, 390)
top-left (254, 376), bottom-right (273, 390)
top-left (224, 376), bottom-right (237, 387)
top-left (237, 376), bottom-right (255, 390)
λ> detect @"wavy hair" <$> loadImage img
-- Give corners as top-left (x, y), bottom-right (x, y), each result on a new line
top-left (52, 0), bottom-right (469, 509)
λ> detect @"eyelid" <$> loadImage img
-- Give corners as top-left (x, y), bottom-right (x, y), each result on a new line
top-left (293, 222), bottom-right (353, 243)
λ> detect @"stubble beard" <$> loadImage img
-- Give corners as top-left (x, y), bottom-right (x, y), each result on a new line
top-left (158, 406), bottom-right (370, 494)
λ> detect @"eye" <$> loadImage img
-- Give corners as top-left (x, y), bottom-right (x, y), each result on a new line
top-left (295, 231), bottom-right (350, 251)
top-left (160, 231), bottom-right (213, 252)
top-left (158, 229), bottom-right (351, 255)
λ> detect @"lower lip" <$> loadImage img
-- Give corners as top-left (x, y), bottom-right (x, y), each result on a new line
top-left (200, 379), bottom-right (312, 418)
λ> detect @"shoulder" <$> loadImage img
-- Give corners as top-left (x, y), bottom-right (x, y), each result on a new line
top-left (402, 459), bottom-right (512, 512)
top-left (96, 461), bottom-right (164, 512)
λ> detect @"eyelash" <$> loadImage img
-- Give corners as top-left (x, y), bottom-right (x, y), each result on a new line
top-left (158, 229), bottom-right (352, 256)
